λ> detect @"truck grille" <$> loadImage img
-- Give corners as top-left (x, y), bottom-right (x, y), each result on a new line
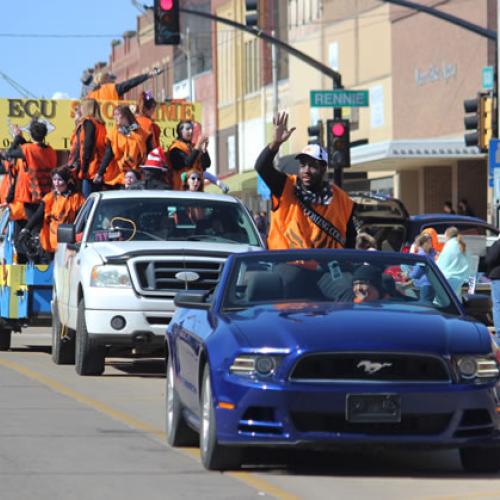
top-left (290, 353), bottom-right (450, 382)
top-left (131, 257), bottom-right (225, 297)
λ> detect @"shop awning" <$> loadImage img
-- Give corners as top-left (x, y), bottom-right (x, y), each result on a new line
top-left (350, 138), bottom-right (485, 172)
top-left (205, 170), bottom-right (257, 194)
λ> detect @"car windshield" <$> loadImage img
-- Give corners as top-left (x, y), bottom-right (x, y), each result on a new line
top-left (87, 198), bottom-right (261, 246)
top-left (222, 251), bottom-right (461, 316)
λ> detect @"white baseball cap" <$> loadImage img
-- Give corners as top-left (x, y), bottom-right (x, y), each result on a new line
top-left (295, 144), bottom-right (328, 164)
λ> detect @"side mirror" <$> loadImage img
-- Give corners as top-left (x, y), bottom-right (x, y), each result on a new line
top-left (174, 291), bottom-right (211, 310)
top-left (462, 293), bottom-right (491, 322)
top-left (57, 224), bottom-right (76, 244)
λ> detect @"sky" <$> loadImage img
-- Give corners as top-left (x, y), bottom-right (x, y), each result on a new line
top-left (0, 0), bottom-right (145, 99)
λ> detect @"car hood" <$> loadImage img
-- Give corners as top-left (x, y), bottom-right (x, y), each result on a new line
top-left (89, 241), bottom-right (263, 262)
top-left (223, 303), bottom-right (491, 355)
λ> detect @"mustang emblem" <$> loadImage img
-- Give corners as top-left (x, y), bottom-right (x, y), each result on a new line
top-left (357, 360), bottom-right (393, 375)
top-left (175, 271), bottom-right (200, 282)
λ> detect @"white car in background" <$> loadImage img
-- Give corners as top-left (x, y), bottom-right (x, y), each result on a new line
top-left (52, 190), bottom-right (264, 376)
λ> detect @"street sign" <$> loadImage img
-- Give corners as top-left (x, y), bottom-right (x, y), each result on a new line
top-left (257, 174), bottom-right (271, 200)
top-left (488, 139), bottom-right (500, 177)
top-left (310, 90), bottom-right (369, 108)
top-left (482, 66), bottom-right (494, 91)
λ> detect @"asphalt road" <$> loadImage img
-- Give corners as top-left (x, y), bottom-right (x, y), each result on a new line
top-left (2, 328), bottom-right (500, 500)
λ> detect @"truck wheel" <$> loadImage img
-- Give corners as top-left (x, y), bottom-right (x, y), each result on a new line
top-left (165, 356), bottom-right (198, 447)
top-left (200, 365), bottom-right (242, 470)
top-left (75, 298), bottom-right (105, 376)
top-left (0, 329), bottom-right (11, 351)
top-left (51, 301), bottom-right (75, 365)
top-left (460, 447), bottom-right (500, 473)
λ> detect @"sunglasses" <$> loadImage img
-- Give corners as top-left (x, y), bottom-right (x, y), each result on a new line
top-left (189, 176), bottom-right (201, 181)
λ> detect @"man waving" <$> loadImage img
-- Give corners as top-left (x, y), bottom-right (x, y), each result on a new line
top-left (255, 112), bottom-right (356, 249)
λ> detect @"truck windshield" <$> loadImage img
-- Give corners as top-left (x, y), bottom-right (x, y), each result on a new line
top-left (86, 198), bottom-right (261, 246)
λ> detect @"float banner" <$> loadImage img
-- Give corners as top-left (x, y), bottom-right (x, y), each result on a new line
top-left (0, 98), bottom-right (202, 151)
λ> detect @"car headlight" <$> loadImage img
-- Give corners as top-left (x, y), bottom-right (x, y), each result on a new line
top-left (90, 265), bottom-right (132, 288)
top-left (229, 354), bottom-right (282, 378)
top-left (454, 355), bottom-right (499, 382)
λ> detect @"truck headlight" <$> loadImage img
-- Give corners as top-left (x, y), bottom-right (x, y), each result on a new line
top-left (229, 354), bottom-right (281, 378)
top-left (455, 355), bottom-right (499, 382)
top-left (90, 265), bottom-right (131, 288)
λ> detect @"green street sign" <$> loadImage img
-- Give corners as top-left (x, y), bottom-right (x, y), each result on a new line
top-left (310, 90), bottom-right (369, 108)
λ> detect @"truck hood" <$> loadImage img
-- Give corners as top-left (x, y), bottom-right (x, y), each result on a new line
top-left (90, 241), bottom-right (263, 262)
top-left (223, 302), bottom-right (491, 355)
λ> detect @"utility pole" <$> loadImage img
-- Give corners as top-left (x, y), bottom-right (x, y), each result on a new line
top-left (271, 29), bottom-right (279, 158)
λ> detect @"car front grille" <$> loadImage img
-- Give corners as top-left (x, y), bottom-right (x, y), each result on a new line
top-left (291, 412), bottom-right (452, 435)
top-left (289, 353), bottom-right (450, 382)
top-left (131, 256), bottom-right (225, 297)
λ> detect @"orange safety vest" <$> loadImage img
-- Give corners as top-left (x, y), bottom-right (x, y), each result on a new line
top-left (87, 83), bottom-right (120, 101)
top-left (167, 139), bottom-right (203, 190)
top-left (39, 190), bottom-right (85, 253)
top-left (136, 115), bottom-right (160, 149)
top-left (104, 127), bottom-right (149, 185)
top-left (267, 176), bottom-right (354, 250)
top-left (77, 117), bottom-right (107, 180)
top-left (15, 143), bottom-right (57, 204)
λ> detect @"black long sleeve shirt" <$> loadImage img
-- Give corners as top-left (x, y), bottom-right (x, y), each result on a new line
top-left (169, 146), bottom-right (211, 171)
top-left (255, 145), bottom-right (357, 249)
top-left (73, 120), bottom-right (96, 174)
top-left (4, 135), bottom-right (28, 160)
top-left (115, 74), bottom-right (150, 98)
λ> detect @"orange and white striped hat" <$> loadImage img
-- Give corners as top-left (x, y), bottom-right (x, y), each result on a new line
top-left (141, 147), bottom-right (167, 171)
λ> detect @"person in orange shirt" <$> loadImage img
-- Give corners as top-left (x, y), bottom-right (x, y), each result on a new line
top-left (167, 121), bottom-right (211, 190)
top-left (19, 167), bottom-right (85, 259)
top-left (93, 105), bottom-right (152, 188)
top-left (71, 99), bottom-right (107, 198)
top-left (135, 91), bottom-right (161, 149)
top-left (255, 112), bottom-right (356, 250)
top-left (3, 120), bottom-right (57, 219)
top-left (86, 67), bottom-right (163, 101)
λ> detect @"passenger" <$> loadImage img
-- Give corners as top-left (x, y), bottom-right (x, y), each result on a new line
top-left (129, 147), bottom-right (170, 190)
top-left (254, 112), bottom-right (356, 249)
top-left (167, 121), bottom-right (211, 190)
top-left (181, 169), bottom-right (229, 193)
top-left (86, 67), bottom-right (162, 101)
top-left (72, 99), bottom-right (107, 198)
top-left (437, 226), bottom-right (469, 300)
top-left (123, 170), bottom-right (141, 189)
top-left (93, 105), bottom-right (152, 188)
top-left (19, 167), bottom-right (85, 259)
top-left (407, 233), bottom-right (436, 302)
top-left (3, 120), bottom-right (57, 220)
top-left (135, 91), bottom-right (161, 149)
top-left (355, 232), bottom-right (378, 251)
top-left (352, 265), bottom-right (384, 303)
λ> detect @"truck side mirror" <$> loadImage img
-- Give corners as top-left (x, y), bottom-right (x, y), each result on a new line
top-left (57, 224), bottom-right (76, 244)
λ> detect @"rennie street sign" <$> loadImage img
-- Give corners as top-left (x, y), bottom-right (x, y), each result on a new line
top-left (310, 90), bottom-right (369, 108)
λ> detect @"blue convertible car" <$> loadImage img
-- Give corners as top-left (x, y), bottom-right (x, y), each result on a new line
top-left (165, 249), bottom-right (500, 471)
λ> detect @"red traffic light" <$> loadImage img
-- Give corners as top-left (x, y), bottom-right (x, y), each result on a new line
top-left (160, 0), bottom-right (173, 10)
top-left (331, 122), bottom-right (345, 137)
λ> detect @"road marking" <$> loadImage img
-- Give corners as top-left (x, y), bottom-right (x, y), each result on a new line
top-left (0, 357), bottom-right (297, 500)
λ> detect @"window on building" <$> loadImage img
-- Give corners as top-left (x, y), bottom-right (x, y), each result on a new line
top-left (288, 0), bottom-right (321, 27)
top-left (244, 39), bottom-right (260, 95)
top-left (218, 28), bottom-right (235, 105)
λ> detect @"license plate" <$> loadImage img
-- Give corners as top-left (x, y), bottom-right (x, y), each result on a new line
top-left (346, 394), bottom-right (401, 423)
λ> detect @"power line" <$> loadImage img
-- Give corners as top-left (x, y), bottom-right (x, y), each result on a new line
top-left (0, 70), bottom-right (36, 98)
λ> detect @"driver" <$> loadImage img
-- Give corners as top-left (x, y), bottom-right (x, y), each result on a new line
top-left (352, 265), bottom-right (384, 303)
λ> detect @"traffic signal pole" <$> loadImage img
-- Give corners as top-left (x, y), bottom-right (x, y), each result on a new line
top-left (179, 7), bottom-right (347, 185)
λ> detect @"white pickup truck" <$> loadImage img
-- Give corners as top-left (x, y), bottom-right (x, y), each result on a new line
top-left (52, 190), bottom-right (264, 376)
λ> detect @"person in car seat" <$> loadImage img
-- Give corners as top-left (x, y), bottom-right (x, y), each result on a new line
top-left (352, 265), bottom-right (384, 303)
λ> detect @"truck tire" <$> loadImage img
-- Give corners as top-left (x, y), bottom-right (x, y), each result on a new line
top-left (0, 329), bottom-right (11, 351)
top-left (75, 298), bottom-right (105, 376)
top-left (51, 300), bottom-right (75, 365)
